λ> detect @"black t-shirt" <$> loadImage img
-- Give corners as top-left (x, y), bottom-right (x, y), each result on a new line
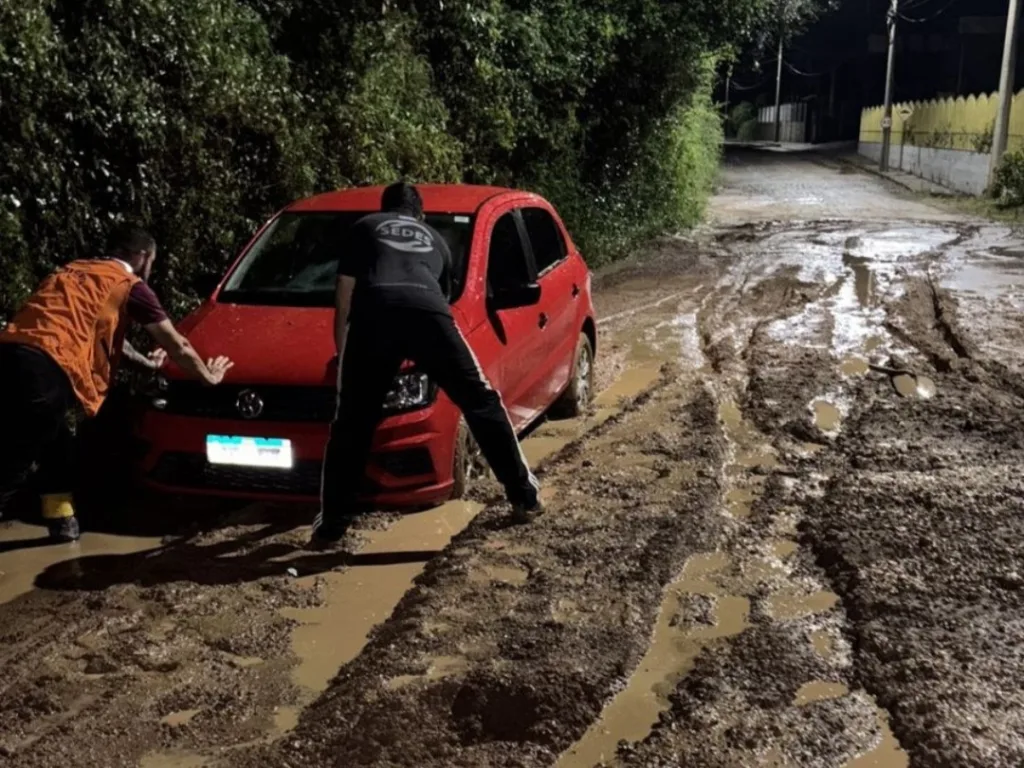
top-left (338, 212), bottom-right (453, 318)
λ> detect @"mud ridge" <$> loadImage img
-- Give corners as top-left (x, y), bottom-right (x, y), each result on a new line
top-left (800, 368), bottom-right (1024, 766)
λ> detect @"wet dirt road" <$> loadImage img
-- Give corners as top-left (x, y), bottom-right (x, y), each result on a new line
top-left (3, 149), bottom-right (1024, 767)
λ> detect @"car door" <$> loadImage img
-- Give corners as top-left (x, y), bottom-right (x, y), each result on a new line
top-left (476, 207), bottom-right (544, 430)
top-left (518, 205), bottom-right (577, 411)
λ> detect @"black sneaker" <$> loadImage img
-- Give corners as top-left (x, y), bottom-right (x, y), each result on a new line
top-left (309, 518), bottom-right (355, 549)
top-left (510, 501), bottom-right (546, 526)
top-left (48, 516), bottom-right (81, 543)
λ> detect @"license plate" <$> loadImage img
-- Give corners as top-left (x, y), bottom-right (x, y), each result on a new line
top-left (206, 435), bottom-right (294, 469)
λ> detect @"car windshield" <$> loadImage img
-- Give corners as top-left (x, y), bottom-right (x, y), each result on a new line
top-left (218, 211), bottom-right (475, 307)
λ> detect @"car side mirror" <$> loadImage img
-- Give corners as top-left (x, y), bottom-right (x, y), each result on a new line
top-left (489, 283), bottom-right (541, 311)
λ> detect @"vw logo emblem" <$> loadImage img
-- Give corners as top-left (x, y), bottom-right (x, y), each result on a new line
top-left (236, 389), bottom-right (264, 419)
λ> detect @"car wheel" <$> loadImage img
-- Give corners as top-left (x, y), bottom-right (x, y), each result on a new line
top-left (551, 332), bottom-right (595, 419)
top-left (451, 420), bottom-right (488, 499)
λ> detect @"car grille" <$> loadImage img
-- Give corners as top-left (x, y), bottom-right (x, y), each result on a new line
top-left (149, 450), bottom-right (431, 496)
top-left (150, 452), bottom-right (328, 496)
top-left (160, 383), bottom-right (336, 422)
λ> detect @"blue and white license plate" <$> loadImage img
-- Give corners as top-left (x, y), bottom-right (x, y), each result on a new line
top-left (206, 435), bottom-right (294, 469)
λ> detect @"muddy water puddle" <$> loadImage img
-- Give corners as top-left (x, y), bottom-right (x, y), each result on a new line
top-left (556, 552), bottom-right (749, 768)
top-left (846, 708), bottom-right (909, 768)
top-left (843, 253), bottom-right (876, 308)
top-left (281, 501), bottom-right (483, 694)
top-left (140, 754), bottom-right (209, 768)
top-left (720, 400), bottom-right (781, 473)
top-left (892, 373), bottom-right (937, 400)
top-left (812, 400), bottom-right (843, 433)
top-left (468, 563), bottom-right (529, 585)
top-left (386, 655), bottom-right (470, 691)
top-left (768, 589), bottom-right (840, 621)
top-left (793, 680), bottom-right (849, 706)
top-left (161, 709), bottom-right (202, 727)
top-left (0, 523), bottom-right (163, 605)
top-left (840, 357), bottom-right (870, 377)
top-left (811, 629), bottom-right (836, 659)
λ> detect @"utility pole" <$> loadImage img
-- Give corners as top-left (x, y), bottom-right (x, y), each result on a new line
top-left (880, 0), bottom-right (899, 172)
top-left (990, 0), bottom-right (1022, 187)
top-left (725, 66), bottom-right (732, 118)
top-left (774, 36), bottom-right (785, 143)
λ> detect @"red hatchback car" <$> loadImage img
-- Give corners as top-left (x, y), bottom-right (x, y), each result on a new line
top-left (136, 185), bottom-right (597, 507)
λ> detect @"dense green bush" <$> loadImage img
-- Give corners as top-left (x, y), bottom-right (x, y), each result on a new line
top-left (1, 0), bottom-right (775, 318)
top-left (993, 149), bottom-right (1024, 206)
top-left (727, 102), bottom-right (756, 138)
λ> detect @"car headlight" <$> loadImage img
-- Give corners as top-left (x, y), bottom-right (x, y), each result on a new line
top-left (146, 374), bottom-right (170, 409)
top-left (384, 372), bottom-right (432, 412)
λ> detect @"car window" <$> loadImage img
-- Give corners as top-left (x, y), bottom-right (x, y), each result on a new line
top-left (219, 212), bottom-right (475, 307)
top-left (520, 207), bottom-right (567, 275)
top-left (487, 211), bottom-right (532, 292)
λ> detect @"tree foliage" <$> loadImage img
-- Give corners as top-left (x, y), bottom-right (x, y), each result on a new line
top-left (1, 0), bottom-right (778, 319)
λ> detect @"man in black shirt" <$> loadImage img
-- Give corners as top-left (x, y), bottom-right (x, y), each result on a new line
top-left (313, 182), bottom-right (542, 544)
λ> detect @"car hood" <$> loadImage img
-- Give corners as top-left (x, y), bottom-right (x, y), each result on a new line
top-left (168, 301), bottom-right (468, 387)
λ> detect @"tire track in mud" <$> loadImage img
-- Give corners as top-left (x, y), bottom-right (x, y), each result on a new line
top-left (225, 368), bottom-right (729, 768)
top-left (799, 280), bottom-right (1024, 767)
top-left (597, 264), bottom-right (901, 767)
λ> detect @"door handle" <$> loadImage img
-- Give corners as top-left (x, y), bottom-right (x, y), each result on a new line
top-left (572, 284), bottom-right (580, 298)
top-left (538, 312), bottom-right (549, 329)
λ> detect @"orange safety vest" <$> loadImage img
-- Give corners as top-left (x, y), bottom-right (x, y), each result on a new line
top-left (0, 259), bottom-right (140, 417)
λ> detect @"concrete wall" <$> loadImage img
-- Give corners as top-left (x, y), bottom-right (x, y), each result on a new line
top-left (858, 141), bottom-right (990, 195)
top-left (757, 103), bottom-right (808, 144)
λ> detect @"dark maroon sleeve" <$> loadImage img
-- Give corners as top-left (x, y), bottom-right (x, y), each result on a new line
top-left (127, 281), bottom-right (169, 326)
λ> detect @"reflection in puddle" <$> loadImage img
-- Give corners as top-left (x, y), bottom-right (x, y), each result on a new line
top-left (767, 589), bottom-right (839, 620)
top-left (556, 551), bottom-right (748, 768)
top-left (813, 401), bottom-right (842, 433)
top-left (842, 253), bottom-right (875, 309)
top-left (893, 374), bottom-right (937, 400)
top-left (0, 524), bottom-right (163, 606)
top-left (793, 680), bottom-right (849, 706)
top-left (845, 708), bottom-right (909, 768)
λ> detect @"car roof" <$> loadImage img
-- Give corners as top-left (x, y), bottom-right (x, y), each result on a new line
top-left (287, 184), bottom-right (517, 215)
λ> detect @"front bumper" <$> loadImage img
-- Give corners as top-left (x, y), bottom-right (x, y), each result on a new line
top-left (135, 398), bottom-right (460, 508)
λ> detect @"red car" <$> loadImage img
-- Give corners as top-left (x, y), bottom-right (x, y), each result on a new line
top-left (136, 185), bottom-right (597, 507)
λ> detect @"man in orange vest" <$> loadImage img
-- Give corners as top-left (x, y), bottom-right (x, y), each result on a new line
top-left (0, 224), bottom-right (234, 542)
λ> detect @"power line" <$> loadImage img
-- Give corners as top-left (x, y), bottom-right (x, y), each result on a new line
top-left (897, 0), bottom-right (964, 24)
top-left (730, 78), bottom-right (768, 91)
top-left (784, 61), bottom-right (826, 77)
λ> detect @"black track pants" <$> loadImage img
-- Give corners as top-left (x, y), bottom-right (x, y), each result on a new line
top-left (0, 344), bottom-right (77, 518)
top-left (317, 308), bottom-right (539, 528)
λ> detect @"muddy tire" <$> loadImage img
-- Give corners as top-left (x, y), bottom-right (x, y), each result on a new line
top-left (451, 420), bottom-right (488, 499)
top-left (550, 333), bottom-right (595, 419)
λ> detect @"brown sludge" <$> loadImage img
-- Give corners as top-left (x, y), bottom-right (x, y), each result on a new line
top-left (2, 151), bottom-right (1024, 768)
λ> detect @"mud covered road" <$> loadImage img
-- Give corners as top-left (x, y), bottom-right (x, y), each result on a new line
top-left (3, 150), bottom-right (1024, 767)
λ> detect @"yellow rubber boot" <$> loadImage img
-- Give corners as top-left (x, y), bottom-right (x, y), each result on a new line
top-left (41, 493), bottom-right (81, 542)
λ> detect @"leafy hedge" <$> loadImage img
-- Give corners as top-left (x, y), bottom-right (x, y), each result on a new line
top-left (2, 0), bottom-right (773, 319)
